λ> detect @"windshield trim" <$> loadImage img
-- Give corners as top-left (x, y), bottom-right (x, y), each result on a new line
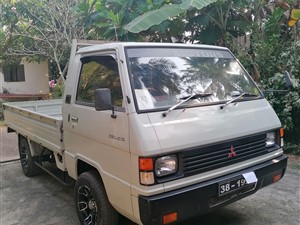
top-left (125, 46), bottom-right (263, 114)
top-left (137, 97), bottom-right (262, 114)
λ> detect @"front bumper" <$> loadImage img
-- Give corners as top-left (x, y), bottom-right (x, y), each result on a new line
top-left (139, 155), bottom-right (288, 225)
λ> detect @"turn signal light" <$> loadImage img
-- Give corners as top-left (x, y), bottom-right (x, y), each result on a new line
top-left (139, 157), bottom-right (155, 185)
top-left (273, 174), bottom-right (282, 183)
top-left (139, 158), bottom-right (153, 171)
top-left (163, 212), bottom-right (178, 224)
top-left (280, 128), bottom-right (284, 138)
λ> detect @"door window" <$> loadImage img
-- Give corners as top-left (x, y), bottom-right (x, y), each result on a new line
top-left (76, 55), bottom-right (123, 109)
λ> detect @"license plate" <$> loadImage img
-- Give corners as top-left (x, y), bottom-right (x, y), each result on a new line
top-left (218, 176), bottom-right (248, 196)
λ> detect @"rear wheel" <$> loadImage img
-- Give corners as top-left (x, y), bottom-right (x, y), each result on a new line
top-left (18, 135), bottom-right (41, 177)
top-left (74, 171), bottom-right (118, 225)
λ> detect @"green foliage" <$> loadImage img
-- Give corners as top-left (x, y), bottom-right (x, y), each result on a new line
top-left (0, 0), bottom-right (85, 75)
top-left (253, 35), bottom-right (300, 131)
top-left (253, 37), bottom-right (300, 144)
top-left (125, 0), bottom-right (217, 33)
top-left (184, 0), bottom-right (251, 46)
top-left (265, 73), bottom-right (300, 129)
top-left (50, 82), bottom-right (64, 99)
top-left (291, 163), bottom-right (300, 170)
top-left (264, 8), bottom-right (286, 35)
top-left (285, 141), bottom-right (300, 156)
top-left (0, 100), bottom-right (4, 121)
top-left (181, 0), bottom-right (217, 10)
top-left (124, 4), bottom-right (184, 33)
top-left (232, 0), bottom-right (300, 147)
top-left (75, 0), bottom-right (151, 41)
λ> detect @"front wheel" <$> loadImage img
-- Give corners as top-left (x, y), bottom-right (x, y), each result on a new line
top-left (74, 171), bottom-right (118, 225)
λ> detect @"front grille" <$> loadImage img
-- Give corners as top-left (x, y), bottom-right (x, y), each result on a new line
top-left (182, 134), bottom-right (268, 177)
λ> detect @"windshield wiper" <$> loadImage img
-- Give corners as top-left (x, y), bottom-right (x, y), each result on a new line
top-left (162, 93), bottom-right (213, 117)
top-left (220, 93), bottom-right (258, 110)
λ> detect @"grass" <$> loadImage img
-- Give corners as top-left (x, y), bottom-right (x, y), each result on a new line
top-left (291, 164), bottom-right (300, 170)
top-left (284, 142), bottom-right (300, 156)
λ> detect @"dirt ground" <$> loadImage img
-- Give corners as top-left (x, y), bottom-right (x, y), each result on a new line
top-left (1, 126), bottom-right (299, 225)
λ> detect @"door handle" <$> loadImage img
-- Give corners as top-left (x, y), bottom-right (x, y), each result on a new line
top-left (71, 116), bottom-right (79, 123)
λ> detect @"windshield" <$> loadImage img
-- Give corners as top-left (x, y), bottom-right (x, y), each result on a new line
top-left (126, 47), bottom-right (261, 111)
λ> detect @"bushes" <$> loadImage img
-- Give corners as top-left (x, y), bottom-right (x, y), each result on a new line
top-left (259, 40), bottom-right (300, 143)
top-left (0, 100), bottom-right (3, 121)
top-left (49, 81), bottom-right (64, 99)
top-left (238, 21), bottom-right (300, 153)
top-left (245, 36), bottom-right (300, 154)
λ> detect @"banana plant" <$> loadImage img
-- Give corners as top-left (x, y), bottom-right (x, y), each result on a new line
top-left (124, 0), bottom-right (217, 33)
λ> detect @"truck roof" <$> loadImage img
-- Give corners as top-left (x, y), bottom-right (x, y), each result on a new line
top-left (76, 42), bottom-right (229, 54)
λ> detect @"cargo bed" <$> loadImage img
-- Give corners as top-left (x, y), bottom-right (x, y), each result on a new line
top-left (3, 99), bottom-right (63, 154)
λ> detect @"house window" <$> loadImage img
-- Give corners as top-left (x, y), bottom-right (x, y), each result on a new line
top-left (3, 65), bottom-right (25, 82)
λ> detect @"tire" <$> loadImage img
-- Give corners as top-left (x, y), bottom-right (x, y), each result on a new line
top-left (74, 171), bottom-right (119, 225)
top-left (18, 135), bottom-right (41, 177)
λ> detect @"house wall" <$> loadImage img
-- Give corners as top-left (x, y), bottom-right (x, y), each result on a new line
top-left (0, 60), bottom-right (49, 94)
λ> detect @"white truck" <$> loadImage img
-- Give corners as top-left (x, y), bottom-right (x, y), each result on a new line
top-left (3, 40), bottom-right (288, 225)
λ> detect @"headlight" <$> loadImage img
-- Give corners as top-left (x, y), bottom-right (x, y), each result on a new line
top-left (155, 155), bottom-right (178, 177)
top-left (266, 132), bottom-right (276, 147)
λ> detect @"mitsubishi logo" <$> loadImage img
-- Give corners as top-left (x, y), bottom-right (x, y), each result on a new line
top-left (228, 146), bottom-right (237, 158)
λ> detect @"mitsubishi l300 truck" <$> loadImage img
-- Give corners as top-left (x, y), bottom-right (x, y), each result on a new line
top-left (3, 40), bottom-right (287, 225)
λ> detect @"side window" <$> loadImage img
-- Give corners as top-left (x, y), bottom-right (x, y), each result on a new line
top-left (76, 55), bottom-right (123, 108)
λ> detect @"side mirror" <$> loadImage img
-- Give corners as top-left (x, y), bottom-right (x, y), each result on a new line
top-left (95, 88), bottom-right (112, 111)
top-left (263, 71), bottom-right (294, 94)
top-left (284, 71), bottom-right (293, 89)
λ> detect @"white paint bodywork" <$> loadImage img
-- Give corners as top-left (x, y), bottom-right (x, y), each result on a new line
top-left (3, 99), bottom-right (65, 170)
top-left (147, 99), bottom-right (281, 154)
top-left (3, 42), bottom-right (284, 225)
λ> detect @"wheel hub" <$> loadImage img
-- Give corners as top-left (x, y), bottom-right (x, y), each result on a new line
top-left (88, 199), bottom-right (97, 211)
